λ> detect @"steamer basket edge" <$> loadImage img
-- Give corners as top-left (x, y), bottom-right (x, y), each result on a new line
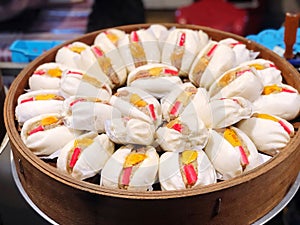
top-left (4, 23), bottom-right (300, 225)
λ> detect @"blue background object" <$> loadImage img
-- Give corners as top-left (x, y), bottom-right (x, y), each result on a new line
top-left (9, 40), bottom-right (64, 63)
top-left (246, 27), bottom-right (300, 67)
top-left (246, 27), bottom-right (300, 54)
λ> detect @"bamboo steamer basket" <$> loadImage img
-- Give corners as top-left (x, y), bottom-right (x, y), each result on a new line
top-left (4, 23), bottom-right (300, 225)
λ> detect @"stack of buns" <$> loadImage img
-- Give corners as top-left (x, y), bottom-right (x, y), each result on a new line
top-left (14, 24), bottom-right (300, 191)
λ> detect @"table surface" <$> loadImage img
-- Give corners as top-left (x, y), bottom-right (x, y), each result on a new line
top-left (0, 142), bottom-right (50, 225)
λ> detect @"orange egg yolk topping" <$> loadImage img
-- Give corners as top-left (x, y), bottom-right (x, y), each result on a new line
top-left (224, 128), bottom-right (250, 168)
top-left (253, 113), bottom-right (293, 135)
top-left (28, 116), bottom-right (61, 136)
top-left (120, 151), bottom-right (147, 188)
top-left (68, 138), bottom-right (94, 170)
top-left (181, 150), bottom-right (198, 187)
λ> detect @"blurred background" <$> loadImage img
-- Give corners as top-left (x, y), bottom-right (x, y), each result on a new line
top-left (0, 0), bottom-right (299, 224)
top-left (1, 0), bottom-right (300, 86)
